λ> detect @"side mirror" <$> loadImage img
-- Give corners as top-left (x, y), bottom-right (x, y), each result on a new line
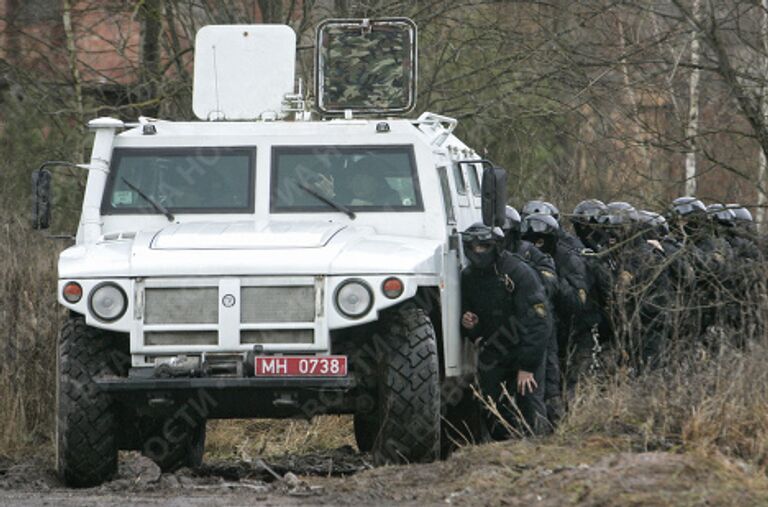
top-left (32, 169), bottom-right (52, 230)
top-left (481, 166), bottom-right (507, 227)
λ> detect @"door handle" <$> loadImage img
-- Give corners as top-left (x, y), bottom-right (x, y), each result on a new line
top-left (449, 231), bottom-right (460, 251)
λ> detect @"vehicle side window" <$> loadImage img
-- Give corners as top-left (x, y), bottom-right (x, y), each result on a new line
top-left (466, 163), bottom-right (481, 197)
top-left (451, 163), bottom-right (467, 195)
top-left (436, 166), bottom-right (456, 224)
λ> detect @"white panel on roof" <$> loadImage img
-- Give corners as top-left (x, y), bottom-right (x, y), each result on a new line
top-left (193, 25), bottom-right (296, 121)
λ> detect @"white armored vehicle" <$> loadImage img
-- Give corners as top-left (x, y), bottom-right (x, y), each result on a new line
top-left (32, 19), bottom-right (508, 487)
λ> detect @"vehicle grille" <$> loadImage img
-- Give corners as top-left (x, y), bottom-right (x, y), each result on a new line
top-left (241, 286), bottom-right (315, 323)
top-left (145, 288), bottom-right (218, 324)
top-left (144, 331), bottom-right (218, 346)
top-left (140, 282), bottom-right (317, 349)
top-left (241, 329), bottom-right (314, 344)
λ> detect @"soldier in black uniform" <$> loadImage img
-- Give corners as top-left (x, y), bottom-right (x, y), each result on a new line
top-left (710, 204), bottom-right (762, 262)
top-left (731, 206), bottom-right (757, 235)
top-left (460, 223), bottom-right (553, 438)
top-left (637, 210), bottom-right (695, 345)
top-left (569, 199), bottom-right (614, 380)
top-left (707, 204), bottom-right (763, 342)
top-left (668, 197), bottom-right (733, 337)
top-left (572, 199), bottom-right (608, 252)
top-left (502, 207), bottom-right (560, 424)
top-left (523, 200), bottom-right (585, 252)
top-left (503, 206), bottom-right (559, 301)
top-left (521, 213), bottom-right (588, 423)
top-left (600, 202), bottom-right (670, 368)
top-left (731, 204), bottom-right (763, 266)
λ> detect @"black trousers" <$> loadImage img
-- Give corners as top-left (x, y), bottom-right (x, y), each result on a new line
top-left (476, 337), bottom-right (548, 439)
top-left (545, 325), bottom-right (561, 401)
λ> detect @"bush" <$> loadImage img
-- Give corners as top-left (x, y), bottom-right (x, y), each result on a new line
top-left (0, 213), bottom-right (62, 458)
top-left (562, 342), bottom-right (768, 469)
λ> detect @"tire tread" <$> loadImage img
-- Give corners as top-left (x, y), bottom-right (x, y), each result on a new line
top-left (373, 304), bottom-right (440, 464)
top-left (58, 316), bottom-right (119, 487)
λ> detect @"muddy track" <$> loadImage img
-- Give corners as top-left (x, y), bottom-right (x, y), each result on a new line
top-left (3, 440), bottom-right (768, 506)
top-left (0, 446), bottom-right (371, 507)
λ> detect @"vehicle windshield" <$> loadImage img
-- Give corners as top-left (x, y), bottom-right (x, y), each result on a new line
top-left (102, 147), bottom-right (255, 214)
top-left (271, 145), bottom-right (422, 212)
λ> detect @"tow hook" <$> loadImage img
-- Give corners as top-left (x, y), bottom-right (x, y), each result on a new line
top-left (147, 395), bottom-right (174, 408)
top-left (273, 393), bottom-right (299, 408)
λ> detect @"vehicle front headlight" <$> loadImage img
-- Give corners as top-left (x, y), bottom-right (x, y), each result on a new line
top-left (334, 279), bottom-right (373, 318)
top-left (89, 282), bottom-right (128, 322)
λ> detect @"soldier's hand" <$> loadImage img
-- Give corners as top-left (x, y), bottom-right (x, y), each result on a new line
top-left (646, 239), bottom-right (663, 252)
top-left (461, 311), bottom-right (479, 330)
top-left (517, 370), bottom-right (537, 395)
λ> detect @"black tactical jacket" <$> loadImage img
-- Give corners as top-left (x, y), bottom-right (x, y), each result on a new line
top-left (552, 241), bottom-right (589, 317)
top-left (558, 229), bottom-right (585, 252)
top-left (461, 251), bottom-right (552, 372)
top-left (516, 240), bottom-right (558, 301)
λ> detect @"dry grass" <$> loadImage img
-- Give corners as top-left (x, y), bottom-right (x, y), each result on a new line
top-left (205, 416), bottom-right (355, 460)
top-left (0, 213), bottom-right (62, 459)
top-left (561, 343), bottom-right (768, 469)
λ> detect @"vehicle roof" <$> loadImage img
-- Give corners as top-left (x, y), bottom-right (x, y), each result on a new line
top-left (113, 117), bottom-right (475, 155)
top-left (119, 118), bottom-right (417, 138)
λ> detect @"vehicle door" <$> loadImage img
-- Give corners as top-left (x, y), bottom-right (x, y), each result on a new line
top-left (435, 165), bottom-right (465, 377)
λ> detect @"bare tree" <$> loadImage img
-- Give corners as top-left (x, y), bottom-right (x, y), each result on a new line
top-left (5, 0), bottom-right (768, 216)
top-left (758, 0), bottom-right (768, 228)
top-left (685, 0), bottom-right (702, 196)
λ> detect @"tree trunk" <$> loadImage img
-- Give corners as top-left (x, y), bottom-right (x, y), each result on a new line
top-left (139, 0), bottom-right (162, 112)
top-left (258, 0), bottom-right (284, 23)
top-left (617, 17), bottom-right (652, 196)
top-left (61, 0), bottom-right (85, 163)
top-left (684, 0), bottom-right (702, 197)
top-left (758, 0), bottom-right (768, 230)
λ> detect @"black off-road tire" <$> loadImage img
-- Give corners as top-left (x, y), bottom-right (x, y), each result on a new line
top-left (372, 304), bottom-right (440, 465)
top-left (350, 337), bottom-right (380, 453)
top-left (57, 316), bottom-right (123, 487)
top-left (142, 416), bottom-right (207, 472)
top-left (353, 413), bottom-right (379, 453)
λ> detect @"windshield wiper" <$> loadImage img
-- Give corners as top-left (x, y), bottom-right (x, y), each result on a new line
top-left (121, 178), bottom-right (175, 222)
top-left (297, 183), bottom-right (356, 220)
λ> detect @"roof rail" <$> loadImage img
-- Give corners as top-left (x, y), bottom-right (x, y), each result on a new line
top-left (413, 112), bottom-right (458, 146)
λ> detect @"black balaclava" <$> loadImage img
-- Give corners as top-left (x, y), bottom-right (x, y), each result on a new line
top-left (465, 241), bottom-right (498, 270)
top-left (526, 232), bottom-right (556, 256)
top-left (574, 222), bottom-right (603, 250)
top-left (462, 224), bottom-right (501, 271)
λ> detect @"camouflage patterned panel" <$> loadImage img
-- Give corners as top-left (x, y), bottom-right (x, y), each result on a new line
top-left (319, 23), bottom-right (414, 111)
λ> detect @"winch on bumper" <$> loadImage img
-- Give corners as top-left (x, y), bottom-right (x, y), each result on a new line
top-left (96, 349), bottom-right (358, 419)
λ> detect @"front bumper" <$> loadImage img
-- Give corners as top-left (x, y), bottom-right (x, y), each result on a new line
top-left (97, 370), bottom-right (358, 419)
top-left (97, 373), bottom-right (356, 392)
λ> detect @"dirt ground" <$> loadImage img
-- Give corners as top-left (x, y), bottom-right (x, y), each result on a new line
top-left (2, 438), bottom-right (768, 507)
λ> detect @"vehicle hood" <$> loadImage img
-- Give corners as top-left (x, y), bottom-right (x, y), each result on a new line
top-left (59, 220), bottom-right (444, 278)
top-left (150, 221), bottom-right (345, 250)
